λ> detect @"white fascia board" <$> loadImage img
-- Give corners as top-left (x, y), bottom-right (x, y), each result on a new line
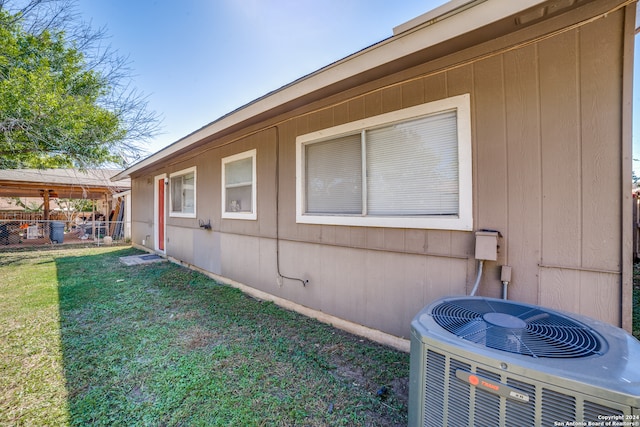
top-left (393, 0), bottom-right (496, 35)
top-left (114, 0), bottom-right (547, 181)
top-left (113, 190), bottom-right (131, 197)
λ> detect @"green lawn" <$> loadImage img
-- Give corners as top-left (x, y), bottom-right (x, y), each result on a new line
top-left (0, 246), bottom-right (409, 426)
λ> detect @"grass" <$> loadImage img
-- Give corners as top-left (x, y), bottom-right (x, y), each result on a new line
top-left (0, 246), bottom-right (409, 426)
top-left (3, 245), bottom-right (640, 426)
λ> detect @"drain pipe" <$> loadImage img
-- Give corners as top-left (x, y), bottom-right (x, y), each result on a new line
top-left (501, 265), bottom-right (512, 300)
top-left (273, 125), bottom-right (308, 287)
top-left (469, 260), bottom-right (484, 296)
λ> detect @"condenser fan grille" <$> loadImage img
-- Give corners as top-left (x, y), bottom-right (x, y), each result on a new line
top-left (431, 298), bottom-right (603, 358)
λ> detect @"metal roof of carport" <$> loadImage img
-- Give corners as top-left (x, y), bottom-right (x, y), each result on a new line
top-left (0, 169), bottom-right (130, 199)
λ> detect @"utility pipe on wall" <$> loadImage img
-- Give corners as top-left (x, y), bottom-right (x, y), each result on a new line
top-left (469, 260), bottom-right (484, 297)
top-left (501, 265), bottom-right (512, 300)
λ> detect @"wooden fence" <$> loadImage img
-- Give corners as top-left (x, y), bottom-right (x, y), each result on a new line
top-left (0, 211), bottom-right (70, 222)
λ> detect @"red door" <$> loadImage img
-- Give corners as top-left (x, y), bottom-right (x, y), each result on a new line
top-left (157, 177), bottom-right (165, 251)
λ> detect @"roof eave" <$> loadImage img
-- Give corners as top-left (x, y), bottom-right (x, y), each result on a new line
top-left (113, 0), bottom-right (547, 181)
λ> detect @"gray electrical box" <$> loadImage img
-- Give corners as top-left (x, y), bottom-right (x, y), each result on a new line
top-left (475, 231), bottom-right (498, 261)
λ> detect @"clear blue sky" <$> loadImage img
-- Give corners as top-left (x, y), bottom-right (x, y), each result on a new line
top-left (76, 1), bottom-right (640, 177)
top-left (76, 0), bottom-right (449, 155)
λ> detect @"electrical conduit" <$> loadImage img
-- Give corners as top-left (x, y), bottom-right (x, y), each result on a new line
top-left (469, 260), bottom-right (484, 297)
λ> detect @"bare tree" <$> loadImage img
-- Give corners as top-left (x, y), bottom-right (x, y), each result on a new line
top-left (0, 0), bottom-right (161, 168)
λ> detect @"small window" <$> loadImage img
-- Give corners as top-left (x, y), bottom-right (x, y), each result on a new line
top-left (296, 94), bottom-right (472, 230)
top-left (169, 167), bottom-right (196, 218)
top-left (222, 149), bottom-right (257, 220)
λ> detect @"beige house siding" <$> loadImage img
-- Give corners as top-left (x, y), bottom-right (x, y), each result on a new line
top-left (131, 177), bottom-right (155, 250)
top-left (127, 0), bottom-right (634, 338)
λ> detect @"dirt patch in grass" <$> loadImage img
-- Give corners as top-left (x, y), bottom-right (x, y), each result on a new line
top-left (320, 336), bottom-right (410, 405)
top-left (178, 325), bottom-right (221, 350)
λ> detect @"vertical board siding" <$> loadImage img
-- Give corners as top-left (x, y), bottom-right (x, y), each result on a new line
top-left (405, 229), bottom-right (427, 254)
top-left (274, 10), bottom-right (624, 330)
top-left (129, 3), bottom-right (629, 336)
top-left (402, 78), bottom-right (425, 108)
top-left (424, 73), bottom-right (448, 102)
top-left (578, 13), bottom-right (623, 271)
top-left (308, 107), bottom-right (334, 134)
top-left (364, 90), bottom-right (384, 117)
top-left (426, 230), bottom-right (454, 257)
top-left (220, 233), bottom-right (262, 286)
top-left (349, 227), bottom-right (367, 248)
top-left (167, 227), bottom-right (194, 265)
top-left (539, 267), bottom-right (620, 325)
top-left (277, 121), bottom-right (298, 236)
top-left (347, 97), bottom-right (366, 122)
top-left (317, 244), bottom-right (368, 326)
top-left (193, 230), bottom-right (221, 274)
top-left (383, 229), bottom-right (407, 253)
top-left (381, 85), bottom-right (402, 113)
top-left (332, 102), bottom-right (350, 127)
top-left (257, 127), bottom-right (278, 238)
top-left (503, 44), bottom-right (543, 305)
top-left (131, 174), bottom-right (158, 249)
top-left (539, 30), bottom-right (582, 269)
top-left (473, 55), bottom-right (508, 239)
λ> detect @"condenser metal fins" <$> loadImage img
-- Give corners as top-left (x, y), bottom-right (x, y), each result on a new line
top-left (408, 296), bottom-right (640, 427)
top-left (430, 298), bottom-right (602, 358)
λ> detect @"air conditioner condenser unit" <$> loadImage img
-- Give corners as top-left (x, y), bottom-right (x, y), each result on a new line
top-left (408, 296), bottom-right (640, 427)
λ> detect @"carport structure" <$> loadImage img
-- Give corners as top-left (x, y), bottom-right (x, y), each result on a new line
top-left (0, 169), bottom-right (130, 243)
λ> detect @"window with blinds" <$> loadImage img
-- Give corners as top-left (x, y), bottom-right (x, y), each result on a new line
top-left (296, 94), bottom-right (472, 230)
top-left (222, 149), bottom-right (257, 220)
top-left (170, 167), bottom-right (196, 218)
top-left (305, 134), bottom-right (362, 214)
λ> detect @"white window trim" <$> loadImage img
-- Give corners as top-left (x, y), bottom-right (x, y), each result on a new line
top-left (221, 149), bottom-right (257, 220)
top-left (295, 94), bottom-right (473, 230)
top-left (169, 166), bottom-right (197, 218)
